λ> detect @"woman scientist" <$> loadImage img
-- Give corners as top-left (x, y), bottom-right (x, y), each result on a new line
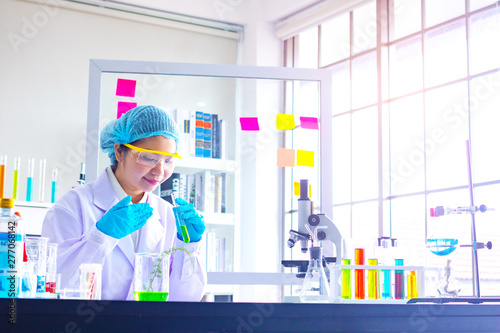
top-left (42, 105), bottom-right (206, 301)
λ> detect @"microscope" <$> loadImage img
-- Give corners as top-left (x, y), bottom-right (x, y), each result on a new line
top-left (282, 179), bottom-right (343, 297)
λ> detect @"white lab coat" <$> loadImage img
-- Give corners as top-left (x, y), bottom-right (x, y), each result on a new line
top-left (41, 169), bottom-right (206, 301)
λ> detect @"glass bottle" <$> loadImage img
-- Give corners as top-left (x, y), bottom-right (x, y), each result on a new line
top-left (300, 246), bottom-right (330, 303)
top-left (0, 198), bottom-right (25, 298)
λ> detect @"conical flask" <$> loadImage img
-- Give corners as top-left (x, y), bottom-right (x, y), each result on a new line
top-left (300, 246), bottom-right (330, 303)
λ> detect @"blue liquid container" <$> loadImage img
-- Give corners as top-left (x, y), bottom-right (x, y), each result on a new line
top-left (0, 199), bottom-right (25, 298)
top-left (426, 238), bottom-right (458, 256)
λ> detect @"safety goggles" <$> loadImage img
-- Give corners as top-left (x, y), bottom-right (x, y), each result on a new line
top-left (124, 143), bottom-right (181, 169)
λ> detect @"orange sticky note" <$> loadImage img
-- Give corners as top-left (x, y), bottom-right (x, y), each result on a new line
top-left (276, 114), bottom-right (295, 130)
top-left (277, 148), bottom-right (295, 167)
top-left (294, 182), bottom-right (312, 197)
top-left (296, 150), bottom-right (314, 167)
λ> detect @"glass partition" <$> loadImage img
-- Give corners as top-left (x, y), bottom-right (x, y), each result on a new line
top-left (86, 60), bottom-right (332, 302)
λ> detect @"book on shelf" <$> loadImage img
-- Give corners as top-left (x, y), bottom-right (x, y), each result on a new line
top-left (214, 175), bottom-right (222, 213)
top-left (218, 119), bottom-right (227, 160)
top-left (189, 110), bottom-right (196, 157)
top-left (205, 232), bottom-right (226, 272)
top-left (195, 111), bottom-right (204, 157)
top-left (160, 173), bottom-right (181, 204)
top-left (186, 174), bottom-right (195, 205)
top-left (203, 112), bottom-right (212, 158)
top-left (211, 114), bottom-right (219, 159)
top-left (173, 109), bottom-right (191, 155)
top-left (194, 170), bottom-right (215, 213)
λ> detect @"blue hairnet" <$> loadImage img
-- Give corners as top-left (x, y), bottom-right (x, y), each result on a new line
top-left (100, 105), bottom-right (180, 165)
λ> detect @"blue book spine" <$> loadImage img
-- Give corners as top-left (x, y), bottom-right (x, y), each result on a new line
top-left (203, 112), bottom-right (212, 158)
top-left (195, 111), bottom-right (204, 157)
top-left (211, 114), bottom-right (219, 158)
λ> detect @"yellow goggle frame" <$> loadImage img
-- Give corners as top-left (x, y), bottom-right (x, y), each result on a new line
top-left (123, 143), bottom-right (181, 159)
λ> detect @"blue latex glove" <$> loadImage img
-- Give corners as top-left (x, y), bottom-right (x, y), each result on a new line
top-left (96, 196), bottom-right (153, 239)
top-left (173, 197), bottom-right (206, 243)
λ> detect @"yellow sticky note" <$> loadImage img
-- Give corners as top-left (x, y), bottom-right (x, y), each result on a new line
top-left (276, 114), bottom-right (295, 130)
top-left (296, 150), bottom-right (314, 167)
top-left (277, 148), bottom-right (296, 167)
top-left (294, 182), bottom-right (312, 197)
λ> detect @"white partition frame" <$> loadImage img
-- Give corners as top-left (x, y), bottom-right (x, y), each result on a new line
top-left (86, 59), bottom-right (334, 219)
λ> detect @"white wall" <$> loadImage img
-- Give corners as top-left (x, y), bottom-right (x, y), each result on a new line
top-left (0, 0), bottom-right (238, 203)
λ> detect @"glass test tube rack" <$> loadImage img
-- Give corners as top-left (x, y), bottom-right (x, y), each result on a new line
top-left (328, 263), bottom-right (441, 304)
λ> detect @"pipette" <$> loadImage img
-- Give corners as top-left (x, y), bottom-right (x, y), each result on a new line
top-left (171, 192), bottom-right (190, 243)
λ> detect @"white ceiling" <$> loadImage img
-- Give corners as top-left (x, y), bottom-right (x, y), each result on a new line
top-left (112, 0), bottom-right (322, 25)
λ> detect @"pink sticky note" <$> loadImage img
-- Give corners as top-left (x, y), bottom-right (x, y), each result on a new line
top-left (116, 79), bottom-right (137, 97)
top-left (277, 148), bottom-right (296, 167)
top-left (117, 102), bottom-right (137, 119)
top-left (300, 117), bottom-right (319, 130)
top-left (240, 117), bottom-right (260, 131)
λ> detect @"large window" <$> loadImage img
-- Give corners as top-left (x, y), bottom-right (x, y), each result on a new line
top-left (284, 0), bottom-right (500, 296)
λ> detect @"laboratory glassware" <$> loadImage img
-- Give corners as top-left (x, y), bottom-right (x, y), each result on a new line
top-left (367, 259), bottom-right (378, 299)
top-left (0, 198), bottom-right (25, 298)
top-left (46, 243), bottom-right (58, 294)
top-left (340, 259), bottom-right (351, 299)
top-left (354, 248), bottom-right (365, 299)
top-left (171, 192), bottom-right (190, 243)
top-left (79, 263), bottom-right (102, 300)
top-left (51, 168), bottom-right (58, 204)
top-left (134, 252), bottom-right (170, 301)
top-left (12, 158), bottom-right (20, 200)
top-left (26, 158), bottom-right (35, 202)
top-left (394, 259), bottom-right (405, 299)
top-left (300, 246), bottom-right (330, 303)
top-left (407, 271), bottom-right (418, 299)
top-left (436, 259), bottom-right (461, 297)
top-left (25, 236), bottom-right (48, 294)
top-left (0, 156), bottom-right (6, 198)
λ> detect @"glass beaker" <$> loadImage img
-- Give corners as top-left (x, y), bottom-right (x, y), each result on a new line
top-left (134, 252), bottom-right (170, 301)
top-left (25, 236), bottom-right (48, 294)
top-left (300, 247), bottom-right (330, 303)
top-left (79, 263), bottom-right (102, 300)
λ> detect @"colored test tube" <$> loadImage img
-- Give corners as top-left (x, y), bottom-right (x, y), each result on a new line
top-left (171, 192), bottom-right (190, 243)
top-left (26, 158), bottom-right (35, 202)
top-left (341, 259), bottom-right (352, 299)
top-left (407, 270), bottom-right (418, 299)
top-left (0, 155), bottom-right (6, 198)
top-left (354, 248), bottom-right (365, 299)
top-left (39, 159), bottom-right (46, 202)
top-left (368, 259), bottom-right (379, 299)
top-left (51, 168), bottom-right (58, 203)
top-left (380, 268), bottom-right (392, 299)
top-left (13, 157), bottom-right (20, 200)
top-left (394, 259), bottom-right (405, 299)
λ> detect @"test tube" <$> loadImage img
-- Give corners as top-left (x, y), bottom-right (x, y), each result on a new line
top-left (0, 155), bottom-right (6, 198)
top-left (394, 259), bottom-right (405, 299)
top-left (12, 157), bottom-right (20, 200)
top-left (46, 243), bottom-right (58, 294)
top-left (354, 248), bottom-right (365, 299)
top-left (380, 268), bottom-right (392, 299)
top-left (51, 168), bottom-right (58, 203)
top-left (407, 270), bottom-right (418, 299)
top-left (38, 159), bottom-right (46, 202)
top-left (26, 158), bottom-right (35, 202)
top-left (368, 259), bottom-right (379, 299)
top-left (171, 192), bottom-right (190, 243)
top-left (341, 259), bottom-right (352, 299)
